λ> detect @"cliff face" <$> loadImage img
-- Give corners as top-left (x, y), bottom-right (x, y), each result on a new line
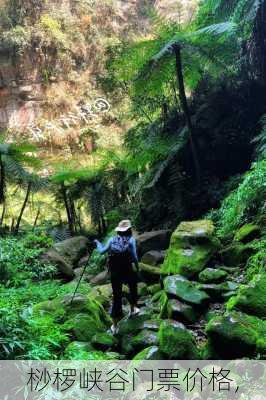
top-left (0, 0), bottom-right (153, 137)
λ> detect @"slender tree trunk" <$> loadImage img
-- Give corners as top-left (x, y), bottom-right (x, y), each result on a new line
top-left (69, 198), bottom-right (77, 233)
top-left (11, 218), bottom-right (15, 232)
top-left (33, 207), bottom-right (41, 230)
top-left (14, 182), bottom-right (32, 234)
top-left (61, 184), bottom-right (74, 235)
top-left (173, 44), bottom-right (201, 184)
top-left (0, 201), bottom-right (6, 226)
top-left (0, 155), bottom-right (5, 204)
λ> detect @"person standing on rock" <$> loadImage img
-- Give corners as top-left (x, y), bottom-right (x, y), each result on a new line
top-left (94, 219), bottom-right (140, 335)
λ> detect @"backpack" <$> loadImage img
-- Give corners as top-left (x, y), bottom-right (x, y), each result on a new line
top-left (108, 235), bottom-right (132, 270)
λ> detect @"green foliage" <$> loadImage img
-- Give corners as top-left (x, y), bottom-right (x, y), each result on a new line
top-left (1, 25), bottom-right (31, 53)
top-left (39, 14), bottom-right (69, 49)
top-left (0, 233), bottom-right (55, 285)
top-left (246, 237), bottom-right (266, 280)
top-left (252, 114), bottom-right (266, 159)
top-left (215, 161), bottom-right (266, 238)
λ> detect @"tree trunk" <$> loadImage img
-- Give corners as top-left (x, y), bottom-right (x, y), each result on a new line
top-left (33, 207), bottom-right (41, 230)
top-left (14, 182), bottom-right (32, 234)
top-left (69, 198), bottom-right (77, 233)
top-left (61, 184), bottom-right (74, 235)
top-left (173, 44), bottom-right (201, 184)
top-left (0, 201), bottom-right (6, 226)
top-left (0, 155), bottom-right (5, 204)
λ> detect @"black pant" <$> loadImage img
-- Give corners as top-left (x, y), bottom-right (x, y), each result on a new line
top-left (110, 268), bottom-right (138, 319)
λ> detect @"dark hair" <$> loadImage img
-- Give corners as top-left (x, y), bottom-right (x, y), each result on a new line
top-left (118, 228), bottom-right (132, 237)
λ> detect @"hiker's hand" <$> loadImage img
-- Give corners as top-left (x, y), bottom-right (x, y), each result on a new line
top-left (93, 239), bottom-right (99, 248)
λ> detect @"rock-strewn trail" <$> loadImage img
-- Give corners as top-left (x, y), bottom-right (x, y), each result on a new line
top-left (34, 220), bottom-right (266, 360)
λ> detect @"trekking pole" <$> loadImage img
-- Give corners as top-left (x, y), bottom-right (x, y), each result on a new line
top-left (70, 244), bottom-right (94, 304)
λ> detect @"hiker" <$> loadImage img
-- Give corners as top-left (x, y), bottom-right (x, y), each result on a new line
top-left (94, 219), bottom-right (140, 335)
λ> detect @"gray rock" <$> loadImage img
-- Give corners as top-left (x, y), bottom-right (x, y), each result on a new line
top-left (41, 249), bottom-right (74, 280)
top-left (136, 230), bottom-right (171, 256)
top-left (167, 298), bottom-right (198, 323)
top-left (90, 270), bottom-right (110, 285)
top-left (53, 236), bottom-right (89, 266)
top-left (141, 250), bottom-right (165, 266)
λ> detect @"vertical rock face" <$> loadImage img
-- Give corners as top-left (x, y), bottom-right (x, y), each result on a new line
top-left (0, 50), bottom-right (43, 129)
top-left (0, 0), bottom-right (154, 133)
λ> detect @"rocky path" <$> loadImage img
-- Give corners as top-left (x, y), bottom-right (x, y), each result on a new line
top-left (34, 220), bottom-right (266, 360)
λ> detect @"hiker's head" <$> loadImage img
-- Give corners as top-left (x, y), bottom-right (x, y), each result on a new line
top-left (118, 228), bottom-right (132, 237)
top-left (115, 219), bottom-right (132, 236)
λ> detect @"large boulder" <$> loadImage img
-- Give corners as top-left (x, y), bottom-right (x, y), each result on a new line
top-left (41, 249), bottom-right (74, 280)
top-left (227, 274), bottom-right (266, 318)
top-left (66, 313), bottom-right (107, 342)
top-left (141, 250), bottom-right (165, 266)
top-left (161, 220), bottom-right (219, 278)
top-left (206, 311), bottom-right (266, 358)
top-left (136, 230), bottom-right (171, 257)
top-left (158, 320), bottom-right (198, 359)
top-left (63, 296), bottom-right (110, 341)
top-left (53, 236), bottom-right (89, 267)
top-left (164, 275), bottom-right (209, 305)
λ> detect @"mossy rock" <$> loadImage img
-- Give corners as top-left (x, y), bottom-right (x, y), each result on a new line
top-left (206, 311), bottom-right (266, 358)
top-left (220, 243), bottom-right (255, 266)
top-left (133, 346), bottom-right (164, 360)
top-left (199, 268), bottom-right (228, 283)
top-left (158, 320), bottom-right (199, 359)
top-left (138, 282), bottom-right (148, 296)
top-left (121, 330), bottom-right (158, 356)
top-left (65, 300), bottom-right (108, 342)
top-left (33, 298), bottom-right (65, 318)
top-left (227, 273), bottom-right (266, 318)
top-left (164, 275), bottom-right (209, 305)
top-left (91, 332), bottom-right (118, 351)
top-left (161, 220), bottom-right (219, 278)
top-left (151, 290), bottom-right (164, 303)
top-left (139, 262), bottom-right (161, 283)
top-left (167, 299), bottom-right (198, 324)
top-left (139, 320), bottom-right (160, 331)
top-left (197, 281), bottom-right (238, 301)
top-left (199, 341), bottom-right (219, 360)
top-left (147, 283), bottom-right (161, 295)
top-left (117, 309), bottom-right (157, 336)
top-left (90, 284), bottom-right (113, 307)
top-left (105, 352), bottom-right (125, 360)
top-left (234, 224), bottom-right (260, 243)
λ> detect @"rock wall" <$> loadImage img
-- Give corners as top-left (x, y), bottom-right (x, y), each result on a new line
top-left (0, 0), bottom-right (154, 133)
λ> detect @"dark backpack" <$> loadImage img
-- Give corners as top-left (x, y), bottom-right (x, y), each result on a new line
top-left (108, 236), bottom-right (132, 270)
